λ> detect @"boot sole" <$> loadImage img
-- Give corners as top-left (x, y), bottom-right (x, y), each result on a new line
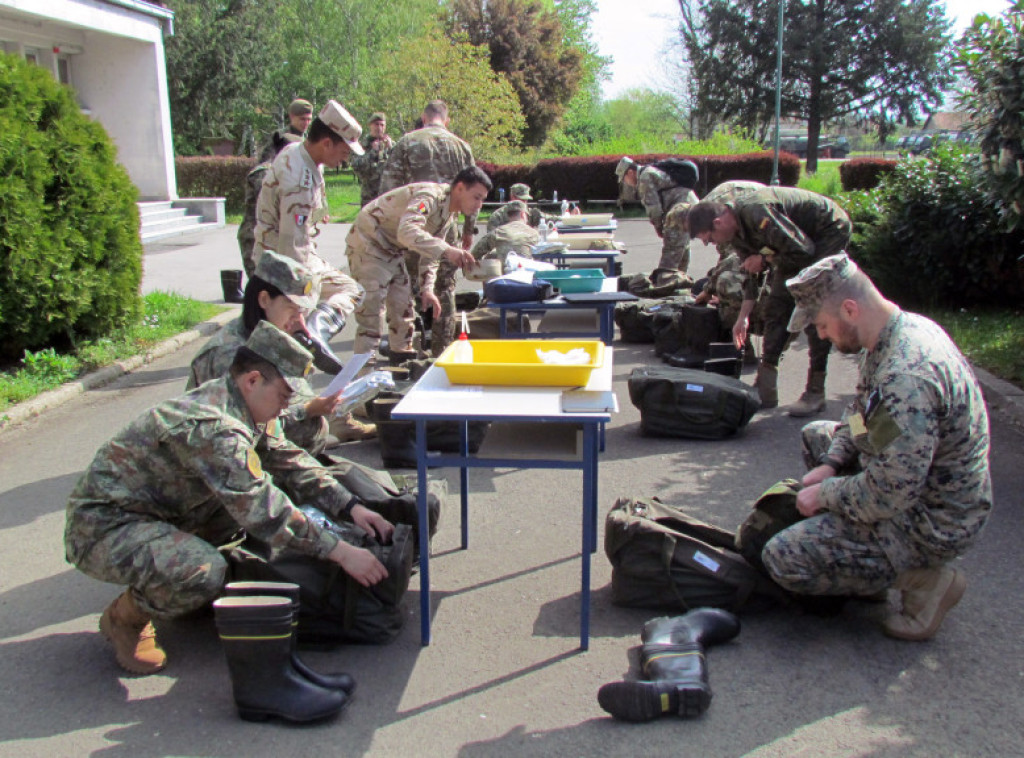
top-left (99, 612), bottom-right (166, 675)
top-left (597, 681), bottom-right (711, 722)
top-left (883, 571), bottom-right (967, 641)
top-left (237, 694), bottom-right (351, 724)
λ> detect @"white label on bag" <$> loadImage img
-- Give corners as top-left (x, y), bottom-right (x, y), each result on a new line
top-left (692, 550), bottom-right (720, 573)
top-left (686, 383), bottom-right (705, 393)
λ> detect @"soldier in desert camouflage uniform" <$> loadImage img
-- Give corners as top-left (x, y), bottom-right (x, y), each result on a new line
top-left (349, 112), bottom-right (394, 207)
top-left (65, 323), bottom-right (395, 675)
top-left (761, 254), bottom-right (992, 641)
top-left (346, 165), bottom-right (487, 359)
top-left (378, 100), bottom-right (476, 357)
top-left (616, 157), bottom-right (700, 274)
top-left (471, 201), bottom-right (539, 261)
top-left (238, 133), bottom-right (302, 277)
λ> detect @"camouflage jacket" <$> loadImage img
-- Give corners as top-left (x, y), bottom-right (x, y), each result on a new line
top-left (185, 318), bottom-right (327, 453)
top-left (237, 162), bottom-right (271, 273)
top-left (378, 125), bottom-right (476, 238)
top-left (486, 202), bottom-right (551, 232)
top-left (637, 166), bottom-right (698, 233)
top-left (820, 310), bottom-right (992, 558)
top-left (726, 187), bottom-right (851, 277)
top-left (349, 132), bottom-right (394, 206)
top-left (471, 219), bottom-right (540, 260)
top-left (254, 142), bottom-right (327, 266)
top-left (65, 377), bottom-right (358, 564)
top-left (702, 180), bottom-right (767, 301)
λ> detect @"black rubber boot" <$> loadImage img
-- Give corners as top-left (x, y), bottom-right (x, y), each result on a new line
top-left (212, 595), bottom-right (349, 723)
top-left (222, 581), bottom-right (356, 695)
top-left (302, 304), bottom-right (347, 374)
top-left (597, 607), bottom-right (740, 722)
top-left (220, 270), bottom-right (244, 304)
top-left (367, 396), bottom-right (418, 469)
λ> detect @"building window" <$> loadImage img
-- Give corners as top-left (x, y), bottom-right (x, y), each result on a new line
top-left (57, 56), bottom-right (71, 86)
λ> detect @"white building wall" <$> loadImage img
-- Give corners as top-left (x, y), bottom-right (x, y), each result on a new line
top-left (0, 0), bottom-right (176, 200)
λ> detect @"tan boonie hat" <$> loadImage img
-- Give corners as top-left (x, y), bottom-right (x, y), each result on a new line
top-left (254, 251), bottom-right (320, 311)
top-left (615, 156), bottom-right (636, 180)
top-left (288, 98), bottom-right (313, 116)
top-left (318, 99), bottom-right (364, 155)
top-left (506, 199), bottom-right (528, 214)
top-left (510, 183), bottom-right (533, 200)
top-left (785, 252), bottom-right (858, 333)
top-left (245, 321), bottom-right (314, 391)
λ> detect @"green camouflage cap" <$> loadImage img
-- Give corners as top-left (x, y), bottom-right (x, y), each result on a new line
top-left (786, 252), bottom-right (858, 332)
top-left (288, 98), bottom-right (313, 116)
top-left (510, 183), bottom-right (533, 200)
top-left (506, 199), bottom-right (528, 215)
top-left (319, 99), bottom-right (364, 155)
top-left (615, 156), bottom-right (636, 180)
top-left (368, 112), bottom-right (386, 124)
top-left (245, 321), bottom-right (314, 391)
top-left (254, 251), bottom-right (320, 310)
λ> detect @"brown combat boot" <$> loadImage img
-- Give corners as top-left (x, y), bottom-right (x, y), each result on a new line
top-left (99, 591), bottom-right (167, 675)
top-left (753, 363), bottom-right (779, 409)
top-left (330, 413), bottom-right (377, 442)
top-left (787, 370), bottom-right (827, 417)
top-left (883, 566), bottom-right (967, 641)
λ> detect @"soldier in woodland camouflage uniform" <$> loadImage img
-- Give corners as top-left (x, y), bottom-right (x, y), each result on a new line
top-left (258, 98), bottom-right (313, 163)
top-left (65, 323), bottom-right (395, 675)
top-left (346, 166), bottom-right (487, 359)
top-left (349, 112), bottom-right (394, 207)
top-left (471, 201), bottom-right (539, 261)
top-left (378, 100), bottom-right (476, 356)
top-left (486, 184), bottom-right (556, 231)
top-left (688, 187), bottom-right (851, 416)
top-left (238, 133), bottom-right (302, 277)
top-left (616, 157), bottom-right (700, 274)
top-left (761, 254), bottom-right (991, 641)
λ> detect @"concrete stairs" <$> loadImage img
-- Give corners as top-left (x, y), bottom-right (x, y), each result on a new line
top-left (138, 199), bottom-right (225, 243)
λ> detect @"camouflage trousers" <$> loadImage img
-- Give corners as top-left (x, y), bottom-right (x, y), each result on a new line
top-left (283, 415), bottom-right (330, 458)
top-left (708, 254), bottom-right (746, 330)
top-left (347, 246), bottom-right (417, 356)
top-left (238, 226), bottom-right (258, 278)
top-left (657, 204), bottom-right (693, 273)
top-left (761, 270), bottom-right (832, 371)
top-left (431, 260), bottom-right (460, 358)
top-left (67, 505), bottom-right (241, 619)
top-left (305, 252), bottom-right (364, 321)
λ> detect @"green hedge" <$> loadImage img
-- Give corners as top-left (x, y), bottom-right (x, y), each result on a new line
top-left (176, 156), bottom-right (257, 215)
top-left (477, 151), bottom-right (800, 202)
top-left (0, 53), bottom-right (142, 359)
top-left (839, 157), bottom-right (898, 191)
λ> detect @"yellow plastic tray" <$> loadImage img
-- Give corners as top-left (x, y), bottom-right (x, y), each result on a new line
top-left (436, 339), bottom-right (605, 387)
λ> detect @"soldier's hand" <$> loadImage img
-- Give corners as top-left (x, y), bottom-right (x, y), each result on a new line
top-left (421, 290), bottom-right (442, 319)
top-left (444, 247), bottom-right (476, 270)
top-left (305, 391), bottom-right (343, 418)
top-left (732, 318), bottom-right (748, 351)
top-left (329, 542), bottom-right (388, 587)
top-left (803, 464), bottom-right (836, 487)
top-left (796, 483), bottom-right (824, 517)
top-left (350, 504), bottom-right (395, 543)
top-left (741, 254), bottom-right (766, 275)
top-left (461, 232), bottom-right (474, 251)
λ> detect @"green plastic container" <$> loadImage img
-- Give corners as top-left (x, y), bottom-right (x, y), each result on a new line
top-left (535, 268), bottom-right (605, 293)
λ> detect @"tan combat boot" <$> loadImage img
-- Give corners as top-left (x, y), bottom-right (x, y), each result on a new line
top-left (753, 363), bottom-right (779, 409)
top-left (883, 566), bottom-right (967, 641)
top-left (330, 413), bottom-right (377, 442)
top-left (99, 591), bottom-right (167, 674)
top-left (787, 370), bottom-right (827, 417)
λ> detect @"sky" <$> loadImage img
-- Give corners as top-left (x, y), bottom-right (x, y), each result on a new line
top-left (591, 0), bottom-right (1017, 101)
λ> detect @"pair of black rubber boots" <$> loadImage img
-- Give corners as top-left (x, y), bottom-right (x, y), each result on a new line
top-left (597, 607), bottom-right (740, 722)
top-left (213, 581), bottom-right (355, 723)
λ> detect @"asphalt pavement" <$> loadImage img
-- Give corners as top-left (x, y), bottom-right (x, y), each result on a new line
top-left (0, 220), bottom-right (1022, 757)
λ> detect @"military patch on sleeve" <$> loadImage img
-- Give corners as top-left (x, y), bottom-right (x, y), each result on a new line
top-left (266, 418), bottom-right (279, 437)
top-left (301, 168), bottom-right (313, 189)
top-left (294, 214), bottom-right (308, 226)
top-left (246, 447), bottom-right (264, 478)
top-left (759, 246), bottom-right (775, 258)
top-left (415, 200), bottom-right (429, 215)
top-left (759, 217), bottom-right (770, 230)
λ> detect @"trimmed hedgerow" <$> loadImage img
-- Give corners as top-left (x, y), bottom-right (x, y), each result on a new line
top-left (175, 156), bottom-right (256, 215)
top-left (839, 157), bottom-right (898, 191)
top-left (0, 52), bottom-right (142, 359)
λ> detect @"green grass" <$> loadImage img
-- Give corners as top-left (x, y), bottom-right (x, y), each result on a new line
top-left (324, 169), bottom-right (363, 223)
top-left (0, 292), bottom-right (225, 414)
top-left (929, 308), bottom-right (1024, 388)
top-left (797, 161), bottom-right (842, 195)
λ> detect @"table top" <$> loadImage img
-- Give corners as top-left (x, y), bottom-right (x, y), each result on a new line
top-left (391, 348), bottom-right (616, 422)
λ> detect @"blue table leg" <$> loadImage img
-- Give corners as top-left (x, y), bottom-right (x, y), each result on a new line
top-left (416, 419), bottom-right (431, 646)
top-left (580, 423), bottom-right (598, 650)
top-left (460, 419), bottom-right (469, 550)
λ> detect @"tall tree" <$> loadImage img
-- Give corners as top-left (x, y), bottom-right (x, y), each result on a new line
top-left (446, 0), bottom-right (585, 146)
top-left (678, 0), bottom-right (954, 172)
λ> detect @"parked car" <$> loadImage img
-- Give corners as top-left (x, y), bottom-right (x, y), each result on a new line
top-left (769, 133), bottom-right (850, 159)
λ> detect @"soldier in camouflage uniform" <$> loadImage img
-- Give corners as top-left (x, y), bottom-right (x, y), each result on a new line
top-left (349, 112), bottom-right (394, 207)
top-left (258, 98), bottom-right (313, 163)
top-left (346, 165), bottom-right (486, 359)
top-left (238, 133), bottom-right (302, 277)
top-left (485, 184), bottom-right (556, 231)
top-left (187, 252), bottom-right (348, 456)
top-left (471, 201), bottom-right (539, 261)
top-left (761, 254), bottom-right (991, 641)
top-left (378, 100), bottom-right (476, 357)
top-left (65, 322), bottom-right (395, 675)
top-left (616, 157), bottom-right (700, 274)
top-left (688, 187), bottom-right (851, 416)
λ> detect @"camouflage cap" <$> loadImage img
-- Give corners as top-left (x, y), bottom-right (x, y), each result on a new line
top-left (288, 98), bottom-right (313, 116)
top-left (510, 183), bottom-right (533, 200)
top-left (254, 251), bottom-right (320, 311)
top-left (318, 99), bottom-right (364, 155)
top-left (245, 321), bottom-right (314, 391)
top-left (368, 112), bottom-right (386, 124)
top-left (786, 252), bottom-right (858, 332)
top-left (506, 200), bottom-right (528, 215)
top-left (615, 156), bottom-right (636, 180)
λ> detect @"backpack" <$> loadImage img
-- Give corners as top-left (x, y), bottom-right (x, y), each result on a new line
top-left (651, 158), bottom-right (700, 190)
top-left (653, 304), bottom-right (724, 360)
top-left (627, 366), bottom-right (761, 439)
top-left (734, 479), bottom-right (805, 573)
top-left (604, 496), bottom-right (792, 613)
top-left (613, 297), bottom-right (690, 343)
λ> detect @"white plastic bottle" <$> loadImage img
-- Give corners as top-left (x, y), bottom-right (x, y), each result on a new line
top-left (450, 313), bottom-right (473, 363)
top-left (560, 199), bottom-right (569, 216)
top-left (538, 218), bottom-right (550, 242)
